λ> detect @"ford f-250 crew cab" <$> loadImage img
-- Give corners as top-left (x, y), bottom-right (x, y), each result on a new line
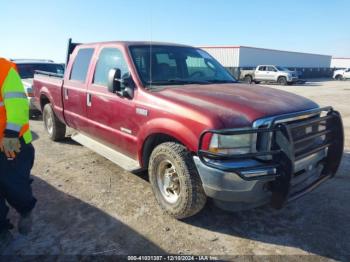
top-left (241, 65), bottom-right (299, 85)
top-left (33, 39), bottom-right (344, 219)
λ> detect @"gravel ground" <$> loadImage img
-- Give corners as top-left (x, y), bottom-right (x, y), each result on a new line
top-left (2, 79), bottom-right (350, 261)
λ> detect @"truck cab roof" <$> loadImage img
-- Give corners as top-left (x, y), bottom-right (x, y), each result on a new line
top-left (76, 41), bottom-right (192, 48)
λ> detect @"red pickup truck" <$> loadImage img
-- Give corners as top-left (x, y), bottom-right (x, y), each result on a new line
top-left (33, 39), bottom-right (344, 219)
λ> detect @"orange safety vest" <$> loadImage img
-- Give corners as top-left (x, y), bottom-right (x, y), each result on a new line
top-left (0, 58), bottom-right (30, 143)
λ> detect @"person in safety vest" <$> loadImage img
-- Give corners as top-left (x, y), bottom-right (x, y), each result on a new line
top-left (0, 58), bottom-right (36, 250)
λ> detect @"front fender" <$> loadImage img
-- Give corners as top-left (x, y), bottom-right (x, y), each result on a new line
top-left (137, 118), bottom-right (200, 161)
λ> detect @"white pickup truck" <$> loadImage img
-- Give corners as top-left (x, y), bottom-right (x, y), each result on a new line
top-left (241, 65), bottom-right (299, 85)
top-left (333, 68), bottom-right (350, 80)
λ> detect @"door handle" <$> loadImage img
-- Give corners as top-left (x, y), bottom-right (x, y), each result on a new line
top-left (64, 88), bottom-right (69, 100)
top-left (87, 93), bottom-right (92, 107)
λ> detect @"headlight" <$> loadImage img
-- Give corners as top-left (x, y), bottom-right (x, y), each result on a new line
top-left (209, 134), bottom-right (253, 155)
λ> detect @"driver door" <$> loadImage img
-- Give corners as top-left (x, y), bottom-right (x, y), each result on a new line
top-left (86, 46), bottom-right (138, 158)
top-left (266, 66), bottom-right (278, 81)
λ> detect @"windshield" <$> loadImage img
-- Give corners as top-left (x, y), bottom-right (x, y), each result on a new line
top-left (275, 66), bottom-right (290, 72)
top-left (130, 45), bottom-right (236, 88)
top-left (17, 63), bottom-right (65, 79)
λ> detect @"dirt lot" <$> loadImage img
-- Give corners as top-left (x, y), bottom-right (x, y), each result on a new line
top-left (2, 80), bottom-right (350, 260)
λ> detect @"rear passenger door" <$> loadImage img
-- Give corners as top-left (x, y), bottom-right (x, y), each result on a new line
top-left (255, 66), bottom-right (267, 80)
top-left (63, 48), bottom-right (94, 132)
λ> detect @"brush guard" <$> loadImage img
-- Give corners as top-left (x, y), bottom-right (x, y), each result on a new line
top-left (198, 107), bottom-right (344, 208)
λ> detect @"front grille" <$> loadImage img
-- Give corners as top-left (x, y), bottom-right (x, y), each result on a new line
top-left (255, 113), bottom-right (325, 160)
top-left (291, 118), bottom-right (326, 159)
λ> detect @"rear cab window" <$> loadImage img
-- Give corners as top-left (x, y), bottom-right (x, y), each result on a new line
top-left (70, 48), bottom-right (94, 82)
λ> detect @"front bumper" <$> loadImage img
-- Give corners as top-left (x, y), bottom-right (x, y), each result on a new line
top-left (196, 107), bottom-right (344, 210)
top-left (287, 76), bottom-right (299, 82)
top-left (193, 156), bottom-right (272, 210)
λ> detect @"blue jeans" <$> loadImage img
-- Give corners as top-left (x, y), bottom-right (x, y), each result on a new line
top-left (0, 142), bottom-right (37, 231)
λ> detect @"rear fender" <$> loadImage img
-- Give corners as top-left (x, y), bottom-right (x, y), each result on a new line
top-left (39, 87), bottom-right (66, 124)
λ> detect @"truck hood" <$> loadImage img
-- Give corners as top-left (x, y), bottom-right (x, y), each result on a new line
top-left (282, 70), bottom-right (298, 76)
top-left (334, 69), bottom-right (345, 74)
top-left (155, 83), bottom-right (318, 128)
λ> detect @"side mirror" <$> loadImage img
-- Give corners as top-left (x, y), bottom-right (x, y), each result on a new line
top-left (108, 68), bottom-right (122, 93)
top-left (107, 68), bottom-right (135, 99)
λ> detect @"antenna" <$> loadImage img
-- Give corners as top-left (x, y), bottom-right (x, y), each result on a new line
top-left (149, 2), bottom-right (153, 87)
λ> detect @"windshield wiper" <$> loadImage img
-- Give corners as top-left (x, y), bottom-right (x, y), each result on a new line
top-left (146, 79), bottom-right (211, 86)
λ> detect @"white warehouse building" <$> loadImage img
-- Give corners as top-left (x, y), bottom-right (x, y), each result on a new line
top-left (199, 46), bottom-right (333, 78)
top-left (199, 46), bottom-right (332, 68)
top-left (331, 57), bottom-right (350, 68)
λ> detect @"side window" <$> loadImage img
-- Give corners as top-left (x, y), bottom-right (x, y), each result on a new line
top-left (258, 66), bottom-right (266, 71)
top-left (267, 66), bottom-right (276, 72)
top-left (70, 48), bottom-right (94, 82)
top-left (94, 48), bottom-right (129, 86)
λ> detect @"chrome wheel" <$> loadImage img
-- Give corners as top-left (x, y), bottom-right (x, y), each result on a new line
top-left (44, 111), bottom-right (53, 135)
top-left (156, 159), bottom-right (180, 204)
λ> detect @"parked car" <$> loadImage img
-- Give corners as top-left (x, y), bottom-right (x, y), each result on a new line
top-left (333, 68), bottom-right (350, 80)
top-left (33, 39), bottom-right (344, 219)
top-left (12, 59), bottom-right (65, 117)
top-left (241, 65), bottom-right (299, 85)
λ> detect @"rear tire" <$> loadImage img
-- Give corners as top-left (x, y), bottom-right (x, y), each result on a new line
top-left (43, 103), bottom-right (66, 141)
top-left (278, 76), bottom-right (288, 85)
top-left (244, 75), bottom-right (253, 84)
top-left (148, 142), bottom-right (207, 219)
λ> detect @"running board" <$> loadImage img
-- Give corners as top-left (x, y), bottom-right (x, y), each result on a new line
top-left (71, 133), bottom-right (141, 172)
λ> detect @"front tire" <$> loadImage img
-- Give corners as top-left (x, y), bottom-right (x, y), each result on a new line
top-left (335, 75), bottom-right (343, 81)
top-left (278, 76), bottom-right (288, 85)
top-left (43, 103), bottom-right (66, 141)
top-left (148, 142), bottom-right (207, 219)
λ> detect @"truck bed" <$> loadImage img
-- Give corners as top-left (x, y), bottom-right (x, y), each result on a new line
top-left (33, 71), bottom-right (65, 123)
top-left (239, 69), bottom-right (254, 80)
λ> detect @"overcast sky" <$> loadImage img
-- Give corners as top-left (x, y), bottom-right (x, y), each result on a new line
top-left (1, 0), bottom-right (349, 62)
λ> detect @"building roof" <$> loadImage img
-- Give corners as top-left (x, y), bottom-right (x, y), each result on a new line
top-left (198, 45), bottom-right (331, 57)
top-left (332, 57), bottom-right (350, 60)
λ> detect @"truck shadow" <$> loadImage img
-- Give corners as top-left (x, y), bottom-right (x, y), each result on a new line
top-left (30, 132), bottom-right (80, 146)
top-left (59, 136), bottom-right (81, 146)
top-left (184, 152), bottom-right (350, 261)
top-left (2, 177), bottom-right (165, 256)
